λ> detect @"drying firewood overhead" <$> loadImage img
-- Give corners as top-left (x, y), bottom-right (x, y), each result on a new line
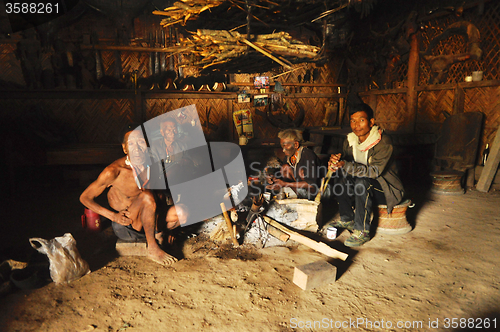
top-left (151, 0), bottom-right (362, 72)
top-left (183, 29), bottom-right (320, 70)
top-left (153, 0), bottom-right (226, 27)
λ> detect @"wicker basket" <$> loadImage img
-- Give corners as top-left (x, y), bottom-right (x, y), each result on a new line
top-left (377, 199), bottom-right (412, 235)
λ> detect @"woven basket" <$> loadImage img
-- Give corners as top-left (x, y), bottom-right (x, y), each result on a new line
top-left (430, 171), bottom-right (464, 195)
top-left (377, 199), bottom-right (412, 235)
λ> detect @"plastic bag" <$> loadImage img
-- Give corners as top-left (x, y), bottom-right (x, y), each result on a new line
top-left (29, 233), bottom-right (90, 284)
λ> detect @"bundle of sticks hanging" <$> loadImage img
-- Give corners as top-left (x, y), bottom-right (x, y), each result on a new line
top-left (183, 29), bottom-right (320, 69)
top-left (153, 0), bottom-right (226, 27)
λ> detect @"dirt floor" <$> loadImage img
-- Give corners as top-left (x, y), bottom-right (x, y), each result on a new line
top-left (0, 169), bottom-right (500, 332)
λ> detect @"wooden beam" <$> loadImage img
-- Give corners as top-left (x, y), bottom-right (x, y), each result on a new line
top-left (145, 91), bottom-right (235, 99)
top-left (263, 216), bottom-right (348, 261)
top-left (230, 82), bottom-right (346, 87)
top-left (81, 44), bottom-right (193, 53)
top-left (476, 126), bottom-right (500, 192)
top-left (359, 88), bottom-right (407, 96)
top-left (0, 90), bottom-right (136, 99)
top-left (406, 30), bottom-right (419, 133)
top-left (453, 86), bottom-right (465, 114)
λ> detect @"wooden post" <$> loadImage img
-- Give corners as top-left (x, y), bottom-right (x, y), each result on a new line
top-left (477, 127), bottom-right (500, 192)
top-left (453, 86), bottom-right (465, 114)
top-left (227, 99), bottom-right (234, 141)
top-left (406, 31), bottom-right (419, 133)
top-left (135, 92), bottom-right (143, 124)
top-left (368, 94), bottom-right (377, 118)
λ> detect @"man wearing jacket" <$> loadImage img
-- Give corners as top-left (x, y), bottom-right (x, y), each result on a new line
top-left (326, 103), bottom-right (404, 247)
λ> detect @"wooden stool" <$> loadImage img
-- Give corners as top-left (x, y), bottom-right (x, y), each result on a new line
top-left (376, 199), bottom-right (412, 235)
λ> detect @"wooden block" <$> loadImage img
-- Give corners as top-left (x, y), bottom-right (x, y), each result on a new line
top-left (293, 260), bottom-right (337, 290)
top-left (115, 239), bottom-right (147, 256)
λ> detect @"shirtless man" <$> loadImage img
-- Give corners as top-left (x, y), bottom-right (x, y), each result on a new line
top-left (80, 129), bottom-right (186, 266)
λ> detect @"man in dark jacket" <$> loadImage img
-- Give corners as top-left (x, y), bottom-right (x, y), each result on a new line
top-left (326, 103), bottom-right (404, 247)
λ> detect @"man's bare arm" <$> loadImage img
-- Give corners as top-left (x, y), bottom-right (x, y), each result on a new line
top-left (79, 165), bottom-right (132, 225)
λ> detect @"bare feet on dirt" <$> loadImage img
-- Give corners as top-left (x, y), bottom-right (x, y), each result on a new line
top-left (147, 247), bottom-right (177, 266)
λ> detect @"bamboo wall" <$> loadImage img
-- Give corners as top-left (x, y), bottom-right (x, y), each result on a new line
top-left (353, 1), bottom-right (500, 163)
top-left (0, 0), bottom-right (499, 162)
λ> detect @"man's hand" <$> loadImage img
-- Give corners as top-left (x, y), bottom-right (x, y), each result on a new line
top-left (328, 153), bottom-right (344, 172)
top-left (266, 178), bottom-right (286, 191)
top-left (113, 209), bottom-right (132, 226)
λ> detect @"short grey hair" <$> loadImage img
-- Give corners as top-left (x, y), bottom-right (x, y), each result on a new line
top-left (278, 129), bottom-right (304, 143)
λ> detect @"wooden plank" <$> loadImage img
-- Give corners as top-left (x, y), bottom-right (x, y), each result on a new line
top-left (145, 91), bottom-right (235, 99)
top-left (453, 86), bottom-right (465, 114)
top-left (46, 145), bottom-right (124, 165)
top-left (359, 88), bottom-right (407, 96)
top-left (263, 216), bottom-right (348, 261)
top-left (458, 80), bottom-right (500, 89)
top-left (477, 127), bottom-right (500, 192)
top-left (230, 82), bottom-right (346, 88)
top-left (293, 260), bottom-right (337, 290)
top-left (0, 90), bottom-right (136, 99)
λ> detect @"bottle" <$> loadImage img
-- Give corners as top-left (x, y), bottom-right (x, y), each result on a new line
top-left (482, 143), bottom-right (490, 166)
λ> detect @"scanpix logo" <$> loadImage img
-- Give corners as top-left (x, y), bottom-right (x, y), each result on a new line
top-left (129, 105), bottom-right (248, 227)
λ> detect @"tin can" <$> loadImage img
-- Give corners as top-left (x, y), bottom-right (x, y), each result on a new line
top-left (326, 227), bottom-right (337, 240)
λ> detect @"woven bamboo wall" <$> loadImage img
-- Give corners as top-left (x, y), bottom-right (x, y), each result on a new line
top-left (419, 1), bottom-right (500, 84)
top-left (0, 2), bottom-right (498, 158)
top-left (371, 93), bottom-right (407, 132)
top-left (354, 0), bottom-right (500, 164)
top-left (0, 98), bottom-right (135, 144)
top-left (0, 43), bottom-right (25, 87)
top-left (416, 90), bottom-right (456, 134)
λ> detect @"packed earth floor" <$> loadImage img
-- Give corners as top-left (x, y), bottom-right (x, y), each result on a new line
top-left (0, 168), bottom-right (499, 332)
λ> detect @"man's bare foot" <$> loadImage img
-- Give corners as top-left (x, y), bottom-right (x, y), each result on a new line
top-left (147, 246), bottom-right (177, 266)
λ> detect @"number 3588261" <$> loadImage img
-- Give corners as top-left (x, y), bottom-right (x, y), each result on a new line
top-left (5, 3), bottom-right (60, 14)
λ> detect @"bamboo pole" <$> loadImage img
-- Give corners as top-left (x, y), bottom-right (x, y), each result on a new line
top-left (241, 38), bottom-right (292, 69)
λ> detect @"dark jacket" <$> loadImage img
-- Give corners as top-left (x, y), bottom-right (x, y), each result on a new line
top-left (342, 134), bottom-right (404, 213)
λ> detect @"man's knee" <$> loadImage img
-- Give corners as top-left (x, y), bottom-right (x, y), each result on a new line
top-left (138, 191), bottom-right (156, 210)
top-left (353, 178), bottom-right (370, 196)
